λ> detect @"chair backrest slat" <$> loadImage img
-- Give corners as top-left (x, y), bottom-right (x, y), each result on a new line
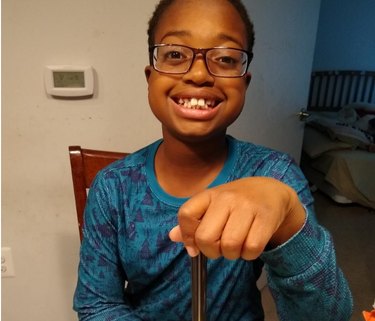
top-left (69, 146), bottom-right (129, 241)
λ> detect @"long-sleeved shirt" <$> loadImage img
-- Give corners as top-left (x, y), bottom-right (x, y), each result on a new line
top-left (73, 136), bottom-right (353, 321)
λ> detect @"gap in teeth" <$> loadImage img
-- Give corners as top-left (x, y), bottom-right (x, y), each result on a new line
top-left (177, 98), bottom-right (214, 109)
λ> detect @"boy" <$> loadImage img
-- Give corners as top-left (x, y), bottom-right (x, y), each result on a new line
top-left (74, 0), bottom-right (353, 320)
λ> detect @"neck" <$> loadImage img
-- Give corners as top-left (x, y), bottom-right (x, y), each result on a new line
top-left (154, 130), bottom-right (229, 197)
top-left (159, 129), bottom-right (228, 167)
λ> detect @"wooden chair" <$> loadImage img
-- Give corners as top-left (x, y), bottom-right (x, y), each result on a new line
top-left (69, 146), bottom-right (129, 241)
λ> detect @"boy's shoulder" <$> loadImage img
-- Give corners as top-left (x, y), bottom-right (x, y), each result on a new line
top-left (231, 136), bottom-right (293, 162)
top-left (96, 139), bottom-right (161, 180)
top-left (229, 136), bottom-right (298, 180)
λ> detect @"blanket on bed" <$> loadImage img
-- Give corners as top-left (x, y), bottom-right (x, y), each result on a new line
top-left (302, 103), bottom-right (375, 209)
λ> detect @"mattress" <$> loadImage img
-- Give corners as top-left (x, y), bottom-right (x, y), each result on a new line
top-left (301, 158), bottom-right (353, 204)
top-left (301, 149), bottom-right (375, 210)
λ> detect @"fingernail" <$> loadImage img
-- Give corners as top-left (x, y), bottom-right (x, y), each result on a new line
top-left (185, 246), bottom-right (199, 257)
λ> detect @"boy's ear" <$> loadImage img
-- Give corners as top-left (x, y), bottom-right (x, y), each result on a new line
top-left (145, 66), bottom-right (152, 83)
top-left (245, 72), bottom-right (251, 88)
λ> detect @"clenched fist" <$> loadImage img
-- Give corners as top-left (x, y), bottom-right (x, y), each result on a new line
top-left (169, 177), bottom-right (306, 260)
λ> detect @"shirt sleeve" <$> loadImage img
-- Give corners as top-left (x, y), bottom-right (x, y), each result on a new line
top-left (73, 172), bottom-right (143, 321)
top-left (260, 160), bottom-right (353, 321)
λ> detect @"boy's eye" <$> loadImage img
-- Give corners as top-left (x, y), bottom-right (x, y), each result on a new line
top-left (166, 51), bottom-right (184, 59)
top-left (161, 49), bottom-right (190, 66)
top-left (217, 56), bottom-right (237, 64)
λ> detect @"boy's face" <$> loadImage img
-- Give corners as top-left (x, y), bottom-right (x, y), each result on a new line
top-left (145, 0), bottom-right (251, 142)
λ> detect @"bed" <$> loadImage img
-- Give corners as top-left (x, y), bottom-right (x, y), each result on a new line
top-left (301, 70), bottom-right (375, 210)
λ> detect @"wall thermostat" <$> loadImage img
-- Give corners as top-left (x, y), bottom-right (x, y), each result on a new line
top-left (44, 65), bottom-right (94, 97)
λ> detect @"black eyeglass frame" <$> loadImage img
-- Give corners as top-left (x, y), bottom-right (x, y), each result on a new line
top-left (148, 44), bottom-right (253, 78)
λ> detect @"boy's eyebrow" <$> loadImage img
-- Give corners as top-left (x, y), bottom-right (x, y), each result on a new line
top-left (160, 30), bottom-right (192, 43)
top-left (216, 33), bottom-right (244, 49)
top-left (160, 30), bottom-right (244, 49)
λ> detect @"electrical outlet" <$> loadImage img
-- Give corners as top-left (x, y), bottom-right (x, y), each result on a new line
top-left (1, 247), bottom-right (15, 278)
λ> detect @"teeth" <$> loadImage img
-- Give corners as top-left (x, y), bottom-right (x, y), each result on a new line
top-left (177, 98), bottom-right (215, 109)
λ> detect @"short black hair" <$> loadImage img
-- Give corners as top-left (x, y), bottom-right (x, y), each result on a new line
top-left (147, 0), bottom-right (255, 52)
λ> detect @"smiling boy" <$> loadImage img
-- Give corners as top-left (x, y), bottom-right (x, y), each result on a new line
top-left (74, 0), bottom-right (353, 320)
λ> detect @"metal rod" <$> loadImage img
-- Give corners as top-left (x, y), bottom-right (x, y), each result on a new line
top-left (191, 253), bottom-right (207, 321)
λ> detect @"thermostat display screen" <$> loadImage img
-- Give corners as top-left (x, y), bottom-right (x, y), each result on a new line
top-left (53, 71), bottom-right (85, 88)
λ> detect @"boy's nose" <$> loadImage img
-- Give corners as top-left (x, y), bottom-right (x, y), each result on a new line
top-left (183, 56), bottom-right (214, 86)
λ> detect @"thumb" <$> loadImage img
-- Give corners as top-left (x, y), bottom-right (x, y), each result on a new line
top-left (169, 225), bottom-right (200, 257)
top-left (169, 225), bottom-right (183, 242)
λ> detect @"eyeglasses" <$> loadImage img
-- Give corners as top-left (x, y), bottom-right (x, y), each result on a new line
top-left (149, 44), bottom-right (253, 78)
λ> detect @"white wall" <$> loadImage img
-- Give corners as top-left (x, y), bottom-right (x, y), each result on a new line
top-left (1, 1), bottom-right (319, 320)
top-left (313, 0), bottom-right (375, 71)
top-left (2, 2), bottom-right (161, 320)
top-left (231, 0), bottom-right (320, 157)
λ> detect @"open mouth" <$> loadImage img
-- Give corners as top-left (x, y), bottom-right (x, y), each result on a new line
top-left (173, 97), bottom-right (221, 110)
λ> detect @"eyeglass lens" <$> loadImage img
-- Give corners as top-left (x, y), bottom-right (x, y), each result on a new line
top-left (152, 45), bottom-right (248, 77)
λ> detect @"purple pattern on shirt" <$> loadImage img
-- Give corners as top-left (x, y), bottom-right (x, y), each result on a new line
top-left (74, 137), bottom-right (353, 321)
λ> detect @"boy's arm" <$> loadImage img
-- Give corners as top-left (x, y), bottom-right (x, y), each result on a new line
top-left (170, 158), bottom-right (353, 321)
top-left (260, 164), bottom-right (353, 321)
top-left (73, 174), bottom-right (142, 321)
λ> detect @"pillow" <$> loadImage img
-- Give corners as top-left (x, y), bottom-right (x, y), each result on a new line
top-left (306, 117), bottom-right (373, 150)
top-left (305, 117), bottom-right (337, 135)
top-left (303, 126), bottom-right (356, 158)
top-left (353, 114), bottom-right (375, 131)
top-left (338, 108), bottom-right (358, 124)
top-left (329, 123), bottom-right (373, 150)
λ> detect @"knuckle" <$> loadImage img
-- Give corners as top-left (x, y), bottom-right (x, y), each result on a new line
top-left (216, 190), bottom-right (237, 205)
top-left (178, 206), bottom-right (195, 220)
top-left (251, 202), bottom-right (272, 216)
top-left (243, 241), bottom-right (265, 256)
top-left (220, 238), bottom-right (242, 252)
top-left (195, 232), bottom-right (214, 247)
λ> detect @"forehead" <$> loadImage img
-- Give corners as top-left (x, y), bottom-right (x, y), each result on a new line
top-left (155, 0), bottom-right (247, 49)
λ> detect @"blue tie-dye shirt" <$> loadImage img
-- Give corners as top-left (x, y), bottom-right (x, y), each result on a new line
top-left (73, 136), bottom-right (353, 321)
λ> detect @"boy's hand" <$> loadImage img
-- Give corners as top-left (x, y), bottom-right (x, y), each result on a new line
top-left (169, 177), bottom-right (306, 260)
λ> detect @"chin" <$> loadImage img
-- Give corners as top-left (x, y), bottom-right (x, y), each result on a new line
top-left (168, 128), bottom-right (228, 144)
